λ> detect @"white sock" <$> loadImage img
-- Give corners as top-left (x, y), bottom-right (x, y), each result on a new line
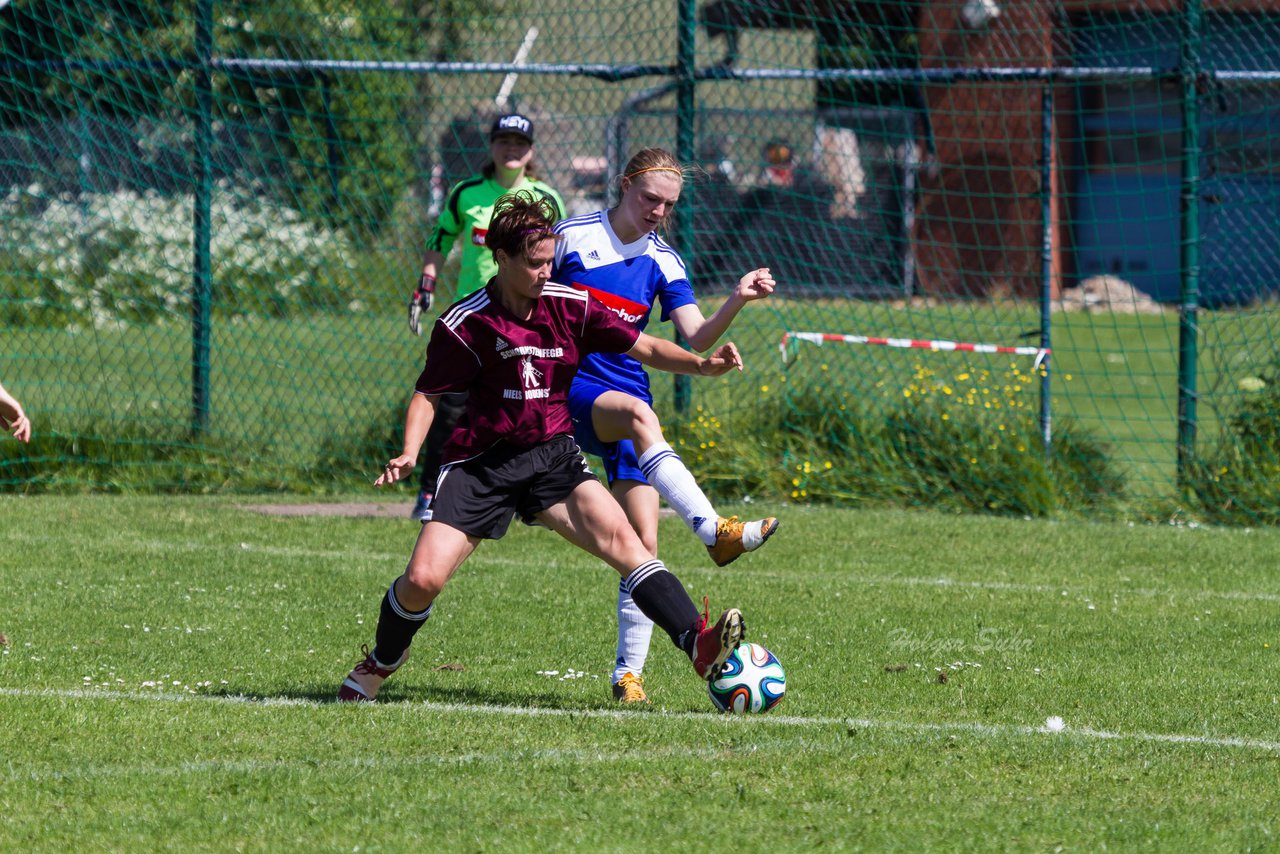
top-left (613, 581), bottom-right (654, 684)
top-left (637, 441), bottom-right (718, 546)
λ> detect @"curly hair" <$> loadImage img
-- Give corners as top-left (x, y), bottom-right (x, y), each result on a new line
top-left (487, 191), bottom-right (561, 260)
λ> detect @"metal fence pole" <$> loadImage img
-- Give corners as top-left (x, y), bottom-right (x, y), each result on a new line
top-left (673, 0), bottom-right (696, 414)
top-left (1039, 84), bottom-right (1054, 458)
top-left (1177, 0), bottom-right (1203, 489)
top-left (191, 0), bottom-right (213, 436)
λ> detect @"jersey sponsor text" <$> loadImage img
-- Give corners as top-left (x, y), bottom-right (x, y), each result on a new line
top-left (499, 345), bottom-right (565, 360)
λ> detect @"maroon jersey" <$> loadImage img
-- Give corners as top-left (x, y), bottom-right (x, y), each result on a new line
top-left (415, 280), bottom-right (641, 465)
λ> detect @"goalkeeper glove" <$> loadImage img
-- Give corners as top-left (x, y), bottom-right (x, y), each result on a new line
top-left (408, 274), bottom-right (435, 336)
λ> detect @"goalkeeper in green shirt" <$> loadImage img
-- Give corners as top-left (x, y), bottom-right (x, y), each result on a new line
top-left (407, 112), bottom-right (565, 521)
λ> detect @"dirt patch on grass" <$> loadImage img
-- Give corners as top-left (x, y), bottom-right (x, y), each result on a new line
top-left (239, 502), bottom-right (412, 519)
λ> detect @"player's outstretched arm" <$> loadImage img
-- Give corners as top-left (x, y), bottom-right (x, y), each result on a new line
top-left (627, 333), bottom-right (742, 377)
top-left (0, 381), bottom-right (30, 443)
top-left (673, 267), bottom-right (776, 353)
top-left (375, 392), bottom-right (439, 486)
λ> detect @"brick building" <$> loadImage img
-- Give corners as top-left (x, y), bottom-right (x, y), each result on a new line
top-left (704, 0), bottom-right (1280, 304)
top-left (918, 0), bottom-right (1280, 303)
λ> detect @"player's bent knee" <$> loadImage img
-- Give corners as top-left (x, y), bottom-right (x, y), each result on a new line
top-left (626, 408), bottom-right (666, 448)
top-left (638, 531), bottom-right (658, 556)
top-left (401, 564), bottom-right (448, 603)
top-left (602, 521), bottom-right (654, 569)
top-left (628, 403), bottom-right (661, 432)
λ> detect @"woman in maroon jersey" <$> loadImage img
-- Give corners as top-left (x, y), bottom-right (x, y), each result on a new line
top-left (338, 191), bottom-right (749, 702)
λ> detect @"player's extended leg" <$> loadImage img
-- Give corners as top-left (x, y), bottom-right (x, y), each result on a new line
top-left (610, 479), bottom-right (659, 702)
top-left (338, 522), bottom-right (479, 702)
top-left (537, 481), bottom-right (744, 681)
top-left (591, 390), bottom-right (780, 567)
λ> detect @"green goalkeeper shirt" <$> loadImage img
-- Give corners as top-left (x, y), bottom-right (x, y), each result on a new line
top-left (427, 175), bottom-right (565, 298)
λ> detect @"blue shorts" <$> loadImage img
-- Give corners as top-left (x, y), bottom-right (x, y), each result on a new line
top-left (567, 376), bottom-right (647, 486)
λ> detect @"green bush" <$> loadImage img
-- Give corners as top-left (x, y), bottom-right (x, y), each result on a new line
top-left (0, 423), bottom-right (286, 494)
top-left (1188, 360), bottom-right (1280, 524)
top-left (672, 374), bottom-right (1123, 518)
top-left (0, 415), bottom-right (404, 495)
top-left (0, 183), bottom-right (359, 328)
top-left (312, 398), bottom-right (409, 487)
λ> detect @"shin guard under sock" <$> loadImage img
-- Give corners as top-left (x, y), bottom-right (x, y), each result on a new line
top-left (372, 580), bottom-right (432, 666)
top-left (621, 560), bottom-right (699, 652)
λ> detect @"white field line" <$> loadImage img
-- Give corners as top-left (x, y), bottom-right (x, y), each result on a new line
top-left (824, 574), bottom-right (1280, 604)
top-left (5, 530), bottom-right (1280, 604)
top-left (3, 687), bottom-right (1278, 759)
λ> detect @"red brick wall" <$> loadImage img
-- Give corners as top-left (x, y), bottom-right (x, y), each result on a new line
top-left (915, 0), bottom-right (1059, 298)
top-left (913, 0), bottom-right (1280, 298)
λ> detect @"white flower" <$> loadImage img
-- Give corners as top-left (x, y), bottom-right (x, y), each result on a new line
top-left (1238, 376), bottom-right (1266, 393)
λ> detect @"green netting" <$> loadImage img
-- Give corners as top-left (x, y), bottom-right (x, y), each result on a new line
top-left (3, 1), bottom-right (1280, 522)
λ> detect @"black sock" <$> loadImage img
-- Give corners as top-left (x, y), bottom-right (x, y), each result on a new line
top-left (372, 580), bottom-right (432, 666)
top-left (623, 560), bottom-right (700, 656)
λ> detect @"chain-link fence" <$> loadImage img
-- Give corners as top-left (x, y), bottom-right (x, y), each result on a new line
top-left (3, 1), bottom-right (1280, 521)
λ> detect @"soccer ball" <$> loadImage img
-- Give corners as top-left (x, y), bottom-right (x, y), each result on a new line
top-left (707, 642), bottom-right (786, 714)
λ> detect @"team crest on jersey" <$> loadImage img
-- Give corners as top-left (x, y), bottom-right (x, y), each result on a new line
top-left (504, 355), bottom-right (549, 400)
top-left (520, 357), bottom-right (543, 389)
top-left (471, 226), bottom-right (487, 246)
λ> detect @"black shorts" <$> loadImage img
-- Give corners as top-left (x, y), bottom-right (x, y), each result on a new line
top-left (431, 435), bottom-right (598, 540)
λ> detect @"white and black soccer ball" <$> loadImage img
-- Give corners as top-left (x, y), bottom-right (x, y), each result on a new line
top-left (707, 642), bottom-right (786, 714)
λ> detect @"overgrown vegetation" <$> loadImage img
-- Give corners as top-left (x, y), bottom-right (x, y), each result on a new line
top-left (0, 0), bottom-right (510, 238)
top-left (2, 375), bottom-right (1123, 520)
top-left (0, 406), bottom-right (438, 496)
top-left (671, 369), bottom-right (1124, 518)
top-left (0, 423), bottom-right (287, 494)
top-left (1187, 356), bottom-right (1280, 524)
top-left (1, 184), bottom-right (360, 328)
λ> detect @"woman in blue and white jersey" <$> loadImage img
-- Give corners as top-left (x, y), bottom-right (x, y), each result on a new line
top-left (553, 147), bottom-right (780, 704)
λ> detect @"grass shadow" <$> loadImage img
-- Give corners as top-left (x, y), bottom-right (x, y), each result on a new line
top-left (211, 682), bottom-right (600, 710)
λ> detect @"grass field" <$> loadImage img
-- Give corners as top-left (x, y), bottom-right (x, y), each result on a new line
top-left (2, 495), bottom-right (1278, 851)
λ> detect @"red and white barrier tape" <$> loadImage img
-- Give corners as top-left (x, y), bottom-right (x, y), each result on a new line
top-left (781, 331), bottom-right (1050, 369)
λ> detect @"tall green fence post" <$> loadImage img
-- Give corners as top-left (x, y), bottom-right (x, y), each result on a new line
top-left (673, 0), bottom-right (696, 415)
top-left (1038, 84), bottom-right (1053, 458)
top-left (1176, 0), bottom-right (1202, 489)
top-left (191, 0), bottom-right (213, 435)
